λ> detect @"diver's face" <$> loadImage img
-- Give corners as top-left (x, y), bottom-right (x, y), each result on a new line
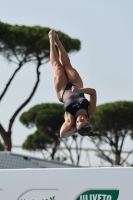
top-left (76, 115), bottom-right (89, 129)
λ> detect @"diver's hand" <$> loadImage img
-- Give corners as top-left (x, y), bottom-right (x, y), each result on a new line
top-left (71, 126), bottom-right (77, 132)
top-left (71, 86), bottom-right (81, 93)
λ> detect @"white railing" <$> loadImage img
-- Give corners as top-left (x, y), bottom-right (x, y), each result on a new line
top-left (12, 145), bottom-right (133, 167)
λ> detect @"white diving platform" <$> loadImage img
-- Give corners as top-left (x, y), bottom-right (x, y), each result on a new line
top-left (0, 167), bottom-right (133, 200)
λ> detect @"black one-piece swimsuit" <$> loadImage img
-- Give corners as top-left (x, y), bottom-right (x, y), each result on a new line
top-left (61, 83), bottom-right (90, 117)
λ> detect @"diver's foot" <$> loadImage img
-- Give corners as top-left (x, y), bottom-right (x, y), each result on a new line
top-left (48, 30), bottom-right (55, 41)
top-left (55, 32), bottom-right (60, 46)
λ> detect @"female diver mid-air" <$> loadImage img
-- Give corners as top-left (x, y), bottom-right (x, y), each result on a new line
top-left (48, 30), bottom-right (99, 138)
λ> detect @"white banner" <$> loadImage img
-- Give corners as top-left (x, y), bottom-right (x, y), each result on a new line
top-left (0, 168), bottom-right (133, 200)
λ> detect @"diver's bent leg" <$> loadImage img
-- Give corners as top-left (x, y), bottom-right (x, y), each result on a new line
top-left (49, 30), bottom-right (61, 67)
top-left (55, 33), bottom-right (71, 67)
top-left (55, 33), bottom-right (83, 88)
top-left (49, 30), bottom-right (68, 101)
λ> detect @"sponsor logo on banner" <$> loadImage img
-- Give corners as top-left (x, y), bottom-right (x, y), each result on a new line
top-left (20, 196), bottom-right (55, 200)
top-left (17, 188), bottom-right (57, 200)
top-left (76, 190), bottom-right (119, 200)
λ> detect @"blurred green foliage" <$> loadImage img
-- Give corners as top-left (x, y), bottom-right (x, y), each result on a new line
top-left (0, 21), bottom-right (81, 61)
top-left (91, 101), bottom-right (133, 165)
top-left (92, 101), bottom-right (133, 133)
top-left (20, 103), bottom-right (64, 159)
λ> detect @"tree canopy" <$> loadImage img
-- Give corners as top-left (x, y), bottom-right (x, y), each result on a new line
top-left (91, 101), bottom-right (133, 166)
top-left (20, 103), bottom-right (64, 130)
top-left (0, 21), bottom-right (80, 62)
top-left (20, 103), bottom-right (84, 164)
top-left (20, 103), bottom-right (64, 159)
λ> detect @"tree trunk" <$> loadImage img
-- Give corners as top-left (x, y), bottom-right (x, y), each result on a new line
top-left (0, 125), bottom-right (12, 151)
top-left (4, 133), bottom-right (12, 151)
top-left (0, 61), bottom-right (24, 101)
top-left (0, 60), bottom-right (42, 151)
top-left (0, 56), bottom-right (49, 151)
top-left (115, 153), bottom-right (121, 165)
top-left (51, 140), bottom-right (59, 160)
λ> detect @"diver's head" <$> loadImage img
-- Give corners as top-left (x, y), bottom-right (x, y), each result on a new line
top-left (76, 114), bottom-right (89, 130)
